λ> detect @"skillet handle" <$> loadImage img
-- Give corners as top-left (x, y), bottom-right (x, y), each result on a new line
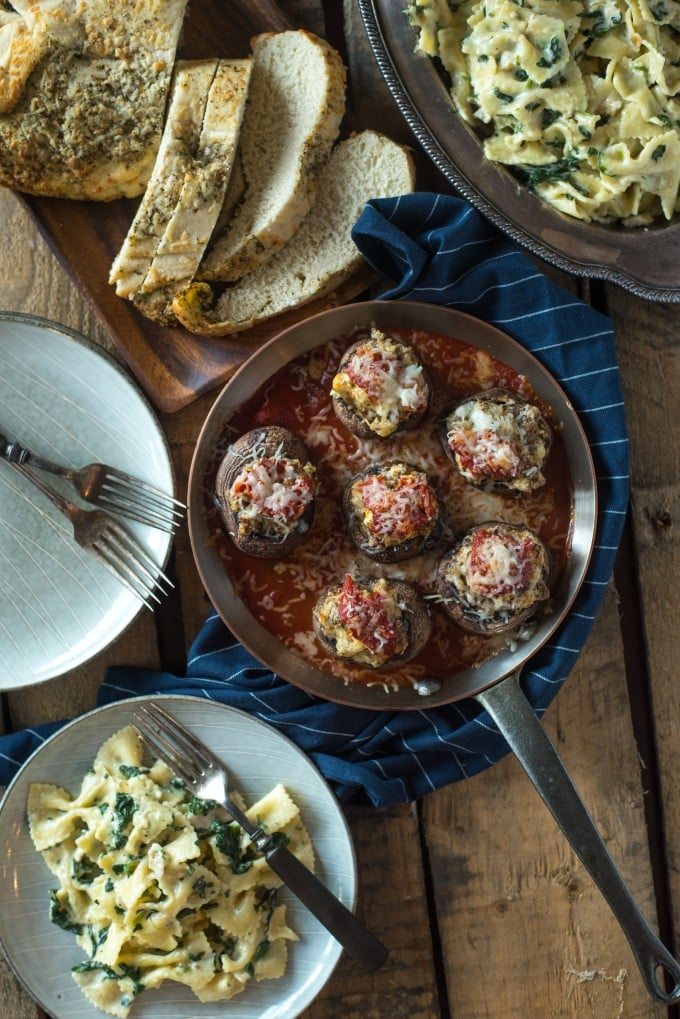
top-left (476, 671), bottom-right (680, 1005)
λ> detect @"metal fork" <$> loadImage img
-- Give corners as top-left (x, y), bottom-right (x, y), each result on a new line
top-left (9, 460), bottom-right (172, 609)
top-left (133, 702), bottom-right (389, 973)
top-left (0, 432), bottom-right (184, 533)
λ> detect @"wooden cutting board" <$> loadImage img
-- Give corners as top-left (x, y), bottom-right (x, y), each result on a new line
top-left (18, 0), bottom-right (375, 414)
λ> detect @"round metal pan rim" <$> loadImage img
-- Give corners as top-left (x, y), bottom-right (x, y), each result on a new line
top-left (359, 0), bottom-right (680, 304)
top-left (188, 301), bottom-right (597, 711)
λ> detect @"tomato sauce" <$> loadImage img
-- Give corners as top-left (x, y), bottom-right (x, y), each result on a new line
top-left (203, 328), bottom-right (574, 690)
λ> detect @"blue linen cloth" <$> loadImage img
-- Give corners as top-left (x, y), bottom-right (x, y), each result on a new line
top-left (0, 195), bottom-right (629, 807)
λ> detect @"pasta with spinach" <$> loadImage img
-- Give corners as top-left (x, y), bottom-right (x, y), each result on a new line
top-left (27, 726), bottom-right (314, 1017)
top-left (407, 0), bottom-right (680, 223)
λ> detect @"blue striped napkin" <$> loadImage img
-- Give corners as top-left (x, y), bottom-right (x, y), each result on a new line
top-left (0, 195), bottom-right (629, 807)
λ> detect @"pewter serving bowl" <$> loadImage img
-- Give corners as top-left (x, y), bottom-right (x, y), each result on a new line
top-left (359, 0), bottom-right (680, 303)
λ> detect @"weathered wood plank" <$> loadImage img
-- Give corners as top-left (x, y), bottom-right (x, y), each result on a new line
top-left (609, 291), bottom-right (680, 943)
top-left (423, 589), bottom-right (663, 1018)
top-left (307, 805), bottom-right (441, 1018)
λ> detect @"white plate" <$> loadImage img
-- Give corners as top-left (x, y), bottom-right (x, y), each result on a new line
top-left (0, 314), bottom-right (174, 689)
top-left (0, 695), bottom-right (357, 1019)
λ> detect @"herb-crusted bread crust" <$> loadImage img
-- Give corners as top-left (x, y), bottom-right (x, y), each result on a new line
top-left (0, 0), bottom-right (187, 200)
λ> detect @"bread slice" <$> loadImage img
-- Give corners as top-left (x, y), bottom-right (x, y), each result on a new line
top-left (197, 30), bottom-right (346, 284)
top-left (109, 59), bottom-right (219, 299)
top-left (133, 59), bottom-right (252, 324)
top-left (173, 131), bottom-right (415, 336)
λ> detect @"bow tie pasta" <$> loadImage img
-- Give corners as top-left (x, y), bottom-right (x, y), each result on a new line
top-left (27, 726), bottom-right (315, 1018)
top-left (408, 0), bottom-right (680, 224)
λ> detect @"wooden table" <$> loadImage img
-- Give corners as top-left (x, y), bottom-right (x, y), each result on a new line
top-left (1, 2), bottom-right (678, 1017)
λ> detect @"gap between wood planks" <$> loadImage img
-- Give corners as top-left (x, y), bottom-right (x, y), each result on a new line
top-left (589, 280), bottom-right (678, 1018)
top-left (116, 6), bottom-right (676, 1018)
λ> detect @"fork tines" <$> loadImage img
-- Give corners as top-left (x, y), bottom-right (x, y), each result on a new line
top-left (93, 518), bottom-right (173, 610)
top-left (132, 703), bottom-right (212, 786)
top-left (99, 468), bottom-right (185, 533)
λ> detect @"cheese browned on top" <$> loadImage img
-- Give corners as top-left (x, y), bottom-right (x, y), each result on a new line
top-left (332, 330), bottom-right (429, 438)
top-left (0, 0), bottom-right (187, 200)
top-left (444, 524), bottom-right (550, 619)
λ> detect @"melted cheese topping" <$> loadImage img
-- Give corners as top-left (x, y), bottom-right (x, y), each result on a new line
top-left (331, 329), bottom-right (429, 437)
top-left (315, 575), bottom-right (409, 667)
top-left (350, 462), bottom-right (439, 547)
top-left (445, 525), bottom-right (550, 618)
top-left (228, 456), bottom-right (316, 540)
top-left (446, 393), bottom-right (550, 492)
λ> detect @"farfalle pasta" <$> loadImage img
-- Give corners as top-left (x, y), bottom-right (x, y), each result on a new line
top-left (27, 726), bottom-right (314, 1017)
top-left (408, 0), bottom-right (680, 223)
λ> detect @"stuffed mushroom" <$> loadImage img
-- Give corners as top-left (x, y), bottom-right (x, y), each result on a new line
top-left (435, 523), bottom-right (551, 635)
top-left (216, 426), bottom-right (317, 558)
top-left (441, 389), bottom-right (551, 493)
top-left (331, 329), bottom-right (432, 439)
top-left (313, 573), bottom-right (431, 669)
top-left (343, 461), bottom-right (443, 563)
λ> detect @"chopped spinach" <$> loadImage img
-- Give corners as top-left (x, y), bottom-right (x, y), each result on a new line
top-left (192, 876), bottom-right (213, 899)
top-left (104, 878), bottom-right (114, 893)
top-left (189, 951), bottom-right (205, 962)
top-left (537, 36), bottom-right (562, 68)
top-left (579, 125), bottom-right (592, 140)
top-left (72, 961), bottom-right (144, 997)
top-left (493, 87), bottom-right (514, 103)
top-left (650, 0), bottom-right (668, 18)
top-left (541, 108), bottom-right (561, 128)
top-left (658, 114), bottom-right (673, 128)
top-left (97, 803), bottom-right (108, 815)
top-left (118, 765), bottom-right (148, 779)
top-left (515, 68), bottom-right (529, 81)
top-left (514, 154), bottom-right (581, 187)
top-left (246, 939), bottom-right (270, 976)
top-left (87, 924), bottom-right (109, 955)
top-left (186, 794), bottom-right (217, 816)
top-left (49, 890), bottom-right (83, 934)
top-left (651, 144), bottom-right (666, 161)
top-left (72, 857), bottom-right (102, 885)
top-left (254, 887), bottom-right (278, 928)
top-left (583, 10), bottom-right (622, 37)
top-left (209, 818), bottom-right (253, 874)
top-left (477, 54), bottom-right (489, 62)
top-left (109, 792), bottom-right (137, 849)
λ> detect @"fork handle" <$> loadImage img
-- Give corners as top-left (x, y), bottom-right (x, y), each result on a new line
top-left (12, 462), bottom-right (82, 522)
top-left (0, 432), bottom-right (67, 474)
top-left (264, 841), bottom-right (389, 972)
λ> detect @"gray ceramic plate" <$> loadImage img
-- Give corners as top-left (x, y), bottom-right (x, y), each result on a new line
top-left (0, 694), bottom-right (356, 1019)
top-left (359, 0), bottom-right (680, 303)
top-left (0, 314), bottom-right (175, 690)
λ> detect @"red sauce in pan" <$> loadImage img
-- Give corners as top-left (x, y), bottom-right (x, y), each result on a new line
top-left (203, 328), bottom-right (574, 690)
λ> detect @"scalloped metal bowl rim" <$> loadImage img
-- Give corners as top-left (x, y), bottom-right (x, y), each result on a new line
top-left (187, 300), bottom-right (597, 712)
top-left (358, 0), bottom-right (680, 304)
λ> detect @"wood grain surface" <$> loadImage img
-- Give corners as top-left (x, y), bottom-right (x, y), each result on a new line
top-left (19, 0), bottom-right (377, 415)
top-left (0, 1), bottom-right (677, 1017)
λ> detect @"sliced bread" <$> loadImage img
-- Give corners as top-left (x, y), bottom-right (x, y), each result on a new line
top-left (197, 30), bottom-right (346, 284)
top-left (173, 131), bottom-right (415, 336)
top-left (133, 58), bottom-right (252, 324)
top-left (108, 59), bottom-right (219, 299)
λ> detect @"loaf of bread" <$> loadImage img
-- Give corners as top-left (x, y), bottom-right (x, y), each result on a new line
top-left (0, 0), bottom-right (187, 200)
top-left (197, 31), bottom-right (347, 283)
top-left (173, 131), bottom-right (415, 336)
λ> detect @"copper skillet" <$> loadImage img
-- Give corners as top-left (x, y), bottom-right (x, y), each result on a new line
top-left (188, 301), bottom-right (680, 1003)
